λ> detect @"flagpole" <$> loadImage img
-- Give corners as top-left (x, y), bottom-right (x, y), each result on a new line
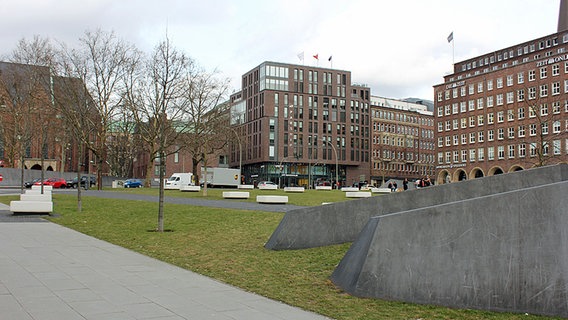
top-left (452, 37), bottom-right (455, 65)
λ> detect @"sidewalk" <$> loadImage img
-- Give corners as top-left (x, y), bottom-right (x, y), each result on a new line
top-left (0, 205), bottom-right (331, 319)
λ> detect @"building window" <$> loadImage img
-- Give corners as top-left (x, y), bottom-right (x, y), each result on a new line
top-left (461, 150), bottom-right (467, 162)
top-left (487, 96), bottom-right (494, 107)
top-left (506, 92), bottom-right (514, 104)
top-left (517, 89), bottom-right (525, 101)
top-left (478, 131), bottom-right (484, 142)
top-left (468, 84), bottom-right (474, 95)
top-left (478, 82), bottom-right (483, 93)
top-left (518, 72), bottom-right (524, 84)
top-left (469, 116), bottom-right (475, 127)
top-left (478, 115), bottom-right (484, 126)
top-left (437, 106), bottom-right (443, 117)
top-left (488, 146), bottom-right (495, 160)
top-left (540, 84), bottom-right (548, 97)
top-left (508, 127), bottom-right (515, 139)
top-left (529, 87), bottom-right (536, 99)
top-left (519, 143), bottom-right (526, 157)
top-left (461, 117), bottom-right (467, 128)
top-left (487, 112), bottom-right (494, 124)
top-left (508, 110), bottom-right (515, 121)
top-left (488, 129), bottom-right (494, 141)
top-left (487, 79), bottom-right (493, 90)
top-left (461, 134), bottom-right (467, 144)
top-left (460, 101), bottom-right (466, 113)
top-left (478, 147), bottom-right (485, 161)
top-left (498, 146), bottom-right (505, 159)
top-left (553, 64), bottom-right (560, 76)
top-left (469, 132), bottom-right (476, 144)
top-left (518, 107), bottom-right (525, 119)
top-left (496, 78), bottom-right (503, 88)
top-left (541, 104), bottom-right (548, 116)
top-left (506, 75), bottom-right (513, 86)
top-left (554, 120), bottom-right (561, 133)
top-left (528, 70), bottom-right (536, 81)
top-left (518, 125), bottom-right (526, 137)
top-left (477, 98), bottom-right (484, 109)
top-left (496, 94), bottom-right (503, 105)
top-left (497, 111), bottom-right (504, 123)
top-left (498, 128), bottom-right (504, 140)
top-left (542, 122), bottom-right (549, 135)
top-left (529, 123), bottom-right (537, 136)
top-left (553, 82), bottom-right (561, 95)
top-left (553, 101), bottom-right (561, 114)
top-left (437, 91), bottom-right (443, 102)
top-left (508, 145), bottom-right (515, 158)
top-left (469, 149), bottom-right (476, 162)
top-left (540, 67), bottom-right (548, 79)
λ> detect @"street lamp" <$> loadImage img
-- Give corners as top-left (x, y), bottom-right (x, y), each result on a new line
top-left (322, 138), bottom-right (339, 189)
top-left (229, 127), bottom-right (242, 185)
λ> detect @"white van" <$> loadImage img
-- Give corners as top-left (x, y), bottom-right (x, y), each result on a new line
top-left (164, 173), bottom-right (193, 190)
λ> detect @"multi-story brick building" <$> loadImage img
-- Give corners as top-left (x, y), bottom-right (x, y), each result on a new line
top-left (370, 96), bottom-right (435, 185)
top-left (434, 27), bottom-right (568, 183)
top-left (228, 61), bottom-right (371, 188)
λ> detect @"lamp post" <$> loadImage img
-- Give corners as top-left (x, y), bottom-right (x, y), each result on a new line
top-left (229, 127), bottom-right (242, 185)
top-left (322, 138), bottom-right (339, 189)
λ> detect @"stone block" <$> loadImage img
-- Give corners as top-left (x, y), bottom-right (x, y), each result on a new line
top-left (256, 195), bottom-right (288, 204)
top-left (222, 191), bottom-right (250, 199)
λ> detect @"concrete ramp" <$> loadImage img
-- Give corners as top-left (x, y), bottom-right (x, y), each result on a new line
top-left (330, 181), bottom-right (568, 317)
top-left (265, 164), bottom-right (568, 250)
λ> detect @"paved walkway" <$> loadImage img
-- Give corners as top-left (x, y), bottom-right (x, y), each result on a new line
top-left (0, 202), bottom-right (331, 320)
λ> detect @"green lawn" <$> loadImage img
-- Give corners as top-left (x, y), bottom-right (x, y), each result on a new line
top-left (0, 191), bottom-right (561, 320)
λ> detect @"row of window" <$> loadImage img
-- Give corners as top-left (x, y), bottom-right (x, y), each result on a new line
top-left (459, 36), bottom-right (564, 72)
top-left (438, 85), bottom-right (568, 118)
top-left (373, 122), bottom-right (434, 138)
top-left (372, 161), bottom-right (435, 176)
top-left (438, 103), bottom-right (566, 132)
top-left (439, 62), bottom-right (568, 102)
top-left (372, 150), bottom-right (435, 164)
top-left (371, 109), bottom-right (434, 126)
top-left (437, 140), bottom-right (567, 164)
top-left (438, 120), bottom-right (566, 147)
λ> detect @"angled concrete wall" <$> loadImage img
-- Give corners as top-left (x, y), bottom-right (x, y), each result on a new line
top-left (330, 181), bottom-right (568, 317)
top-left (265, 164), bottom-right (568, 250)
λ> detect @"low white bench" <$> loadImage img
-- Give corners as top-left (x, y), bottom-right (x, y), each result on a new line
top-left (371, 187), bottom-right (392, 194)
top-left (322, 202), bottom-right (334, 205)
top-left (20, 193), bottom-right (52, 202)
top-left (223, 191), bottom-right (250, 199)
top-left (284, 187), bottom-right (305, 193)
top-left (10, 201), bottom-right (53, 213)
top-left (238, 184), bottom-right (254, 189)
top-left (256, 195), bottom-right (288, 204)
top-left (31, 185), bottom-right (53, 191)
top-left (25, 189), bottom-right (52, 195)
top-left (346, 192), bottom-right (372, 198)
top-left (341, 187), bottom-right (359, 192)
top-left (258, 184), bottom-right (278, 190)
top-left (180, 185), bottom-right (200, 192)
top-left (315, 186), bottom-right (332, 191)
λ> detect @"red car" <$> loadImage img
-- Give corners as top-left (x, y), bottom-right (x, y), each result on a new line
top-left (34, 178), bottom-right (68, 188)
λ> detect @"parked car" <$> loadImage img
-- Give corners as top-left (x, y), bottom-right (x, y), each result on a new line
top-left (24, 178), bottom-right (42, 188)
top-left (34, 178), bottom-right (68, 188)
top-left (67, 176), bottom-right (96, 189)
top-left (257, 181), bottom-right (277, 188)
top-left (123, 179), bottom-right (143, 188)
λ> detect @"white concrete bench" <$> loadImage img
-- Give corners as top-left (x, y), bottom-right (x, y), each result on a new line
top-left (256, 195), bottom-right (288, 204)
top-left (371, 187), bottom-right (392, 194)
top-left (25, 189), bottom-right (52, 195)
top-left (20, 193), bottom-right (52, 202)
top-left (315, 186), bottom-right (332, 191)
top-left (341, 187), bottom-right (359, 192)
top-left (180, 185), bottom-right (200, 192)
top-left (223, 191), bottom-right (250, 199)
top-left (284, 187), bottom-right (305, 193)
top-left (258, 184), bottom-right (278, 190)
top-left (238, 184), bottom-right (254, 189)
top-left (322, 202), bottom-right (334, 205)
top-left (10, 201), bottom-right (53, 213)
top-left (31, 185), bottom-right (53, 191)
top-left (346, 192), bottom-right (372, 198)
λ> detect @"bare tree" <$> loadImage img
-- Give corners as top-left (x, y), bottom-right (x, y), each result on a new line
top-left (182, 71), bottom-right (230, 196)
top-left (68, 29), bottom-right (140, 189)
top-left (124, 38), bottom-right (195, 232)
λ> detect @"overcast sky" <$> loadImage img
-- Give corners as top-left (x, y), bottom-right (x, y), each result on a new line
top-left (0, 0), bottom-right (561, 101)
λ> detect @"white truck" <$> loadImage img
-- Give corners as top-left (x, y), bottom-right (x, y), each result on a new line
top-left (200, 167), bottom-right (241, 188)
top-left (164, 172), bottom-right (194, 190)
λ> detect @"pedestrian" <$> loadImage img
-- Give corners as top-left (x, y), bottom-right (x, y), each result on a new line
top-left (388, 182), bottom-right (393, 192)
top-left (393, 181), bottom-right (398, 192)
top-left (403, 178), bottom-right (408, 191)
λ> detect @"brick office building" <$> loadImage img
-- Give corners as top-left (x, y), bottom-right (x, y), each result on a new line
top-left (370, 96), bottom-right (435, 186)
top-left (434, 29), bottom-right (568, 183)
top-left (227, 61), bottom-right (371, 188)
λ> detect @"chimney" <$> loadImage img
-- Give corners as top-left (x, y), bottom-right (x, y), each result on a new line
top-left (559, 0), bottom-right (568, 32)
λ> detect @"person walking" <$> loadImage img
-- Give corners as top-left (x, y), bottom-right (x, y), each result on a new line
top-left (403, 178), bottom-right (408, 191)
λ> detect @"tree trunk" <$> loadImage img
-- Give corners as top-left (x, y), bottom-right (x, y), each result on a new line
top-left (157, 151), bottom-right (165, 232)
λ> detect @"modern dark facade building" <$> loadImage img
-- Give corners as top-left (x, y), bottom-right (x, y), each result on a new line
top-left (434, 27), bottom-right (568, 183)
top-left (228, 61), bottom-right (371, 188)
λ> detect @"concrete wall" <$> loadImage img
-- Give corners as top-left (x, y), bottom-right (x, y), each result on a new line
top-left (330, 180), bottom-right (568, 317)
top-left (265, 164), bottom-right (568, 250)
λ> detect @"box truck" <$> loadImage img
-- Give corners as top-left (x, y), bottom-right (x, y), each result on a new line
top-left (200, 168), bottom-right (240, 188)
top-left (164, 172), bottom-right (194, 190)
